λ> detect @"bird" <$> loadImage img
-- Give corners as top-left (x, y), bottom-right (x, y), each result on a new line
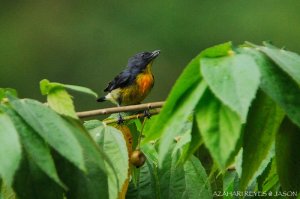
top-left (97, 50), bottom-right (160, 123)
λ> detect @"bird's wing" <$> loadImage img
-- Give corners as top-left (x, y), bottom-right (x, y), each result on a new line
top-left (104, 69), bottom-right (135, 92)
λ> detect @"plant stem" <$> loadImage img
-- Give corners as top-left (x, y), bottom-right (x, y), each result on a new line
top-left (103, 109), bottom-right (160, 125)
top-left (136, 117), bottom-right (147, 149)
top-left (77, 101), bottom-right (164, 118)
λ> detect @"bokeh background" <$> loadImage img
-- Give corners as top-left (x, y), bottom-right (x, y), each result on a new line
top-left (1, 0), bottom-right (300, 111)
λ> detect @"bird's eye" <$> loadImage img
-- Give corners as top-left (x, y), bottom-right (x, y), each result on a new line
top-left (142, 54), bottom-right (146, 58)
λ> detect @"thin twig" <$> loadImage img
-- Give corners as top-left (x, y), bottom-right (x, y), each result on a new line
top-left (136, 117), bottom-right (147, 149)
top-left (77, 101), bottom-right (164, 118)
top-left (103, 109), bottom-right (160, 124)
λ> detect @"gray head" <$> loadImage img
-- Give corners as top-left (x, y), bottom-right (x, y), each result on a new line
top-left (127, 50), bottom-right (160, 69)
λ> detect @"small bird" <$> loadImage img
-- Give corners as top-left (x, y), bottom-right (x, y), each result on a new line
top-left (97, 50), bottom-right (160, 122)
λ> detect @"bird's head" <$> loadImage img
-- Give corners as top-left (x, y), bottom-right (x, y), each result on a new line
top-left (127, 50), bottom-right (160, 69)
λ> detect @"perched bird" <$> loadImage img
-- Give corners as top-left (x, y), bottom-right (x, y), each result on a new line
top-left (97, 50), bottom-right (160, 122)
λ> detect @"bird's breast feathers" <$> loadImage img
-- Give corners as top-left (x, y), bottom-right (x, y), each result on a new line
top-left (136, 73), bottom-right (154, 94)
top-left (118, 72), bottom-right (154, 105)
top-left (105, 64), bottom-right (154, 105)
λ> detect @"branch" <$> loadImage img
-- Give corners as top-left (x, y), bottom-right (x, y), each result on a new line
top-left (77, 101), bottom-right (164, 118)
top-left (103, 109), bottom-right (160, 124)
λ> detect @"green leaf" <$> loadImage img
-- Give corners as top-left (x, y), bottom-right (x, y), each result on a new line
top-left (201, 41), bottom-right (233, 58)
top-left (240, 91), bottom-right (284, 190)
top-left (179, 117), bottom-right (203, 163)
top-left (195, 89), bottom-right (242, 169)
top-left (201, 53), bottom-right (260, 122)
top-left (13, 155), bottom-right (64, 199)
top-left (0, 105), bottom-right (65, 189)
top-left (173, 129), bottom-right (192, 156)
top-left (40, 79), bottom-right (63, 95)
top-left (144, 42), bottom-right (232, 143)
top-left (126, 160), bottom-right (158, 199)
top-left (242, 47), bottom-right (300, 128)
top-left (257, 158), bottom-right (280, 192)
top-left (0, 180), bottom-right (17, 199)
top-left (223, 171), bottom-right (237, 196)
top-left (143, 51), bottom-right (203, 142)
top-left (86, 121), bottom-right (128, 199)
top-left (47, 88), bottom-right (78, 119)
top-left (157, 81), bottom-right (207, 165)
top-left (8, 96), bottom-right (85, 172)
top-left (183, 156), bottom-right (212, 199)
top-left (55, 152), bottom-right (109, 199)
top-left (259, 44), bottom-right (300, 85)
top-left (0, 112), bottom-right (22, 186)
top-left (159, 149), bottom-right (186, 198)
top-left (62, 84), bottom-right (98, 98)
top-left (276, 118), bottom-right (300, 193)
top-left (129, 142), bottom-right (212, 199)
top-left (0, 88), bottom-right (17, 101)
top-left (141, 143), bottom-right (159, 166)
top-left (159, 149), bottom-right (212, 199)
top-left (40, 79), bottom-right (98, 97)
top-left (56, 118), bottom-right (110, 199)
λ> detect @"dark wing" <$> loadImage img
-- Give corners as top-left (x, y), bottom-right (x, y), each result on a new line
top-left (104, 69), bottom-right (135, 92)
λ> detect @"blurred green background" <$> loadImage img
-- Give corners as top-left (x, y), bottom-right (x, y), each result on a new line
top-left (1, 0), bottom-right (300, 111)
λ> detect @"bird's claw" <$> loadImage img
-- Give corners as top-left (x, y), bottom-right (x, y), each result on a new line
top-left (117, 114), bottom-right (124, 124)
top-left (144, 109), bottom-right (151, 119)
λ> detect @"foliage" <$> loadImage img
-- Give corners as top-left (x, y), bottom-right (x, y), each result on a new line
top-left (1, 42), bottom-right (300, 199)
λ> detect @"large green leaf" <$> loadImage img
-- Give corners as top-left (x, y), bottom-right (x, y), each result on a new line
top-left (13, 155), bottom-right (64, 199)
top-left (201, 41), bottom-right (233, 58)
top-left (55, 118), bottom-right (110, 199)
top-left (242, 47), bottom-right (300, 128)
top-left (276, 118), bottom-right (300, 193)
top-left (85, 120), bottom-right (128, 199)
top-left (179, 117), bottom-right (203, 164)
top-left (8, 96), bottom-right (85, 172)
top-left (158, 149), bottom-right (212, 199)
top-left (0, 112), bottom-right (22, 186)
top-left (47, 88), bottom-right (78, 119)
top-left (144, 42), bottom-right (232, 143)
top-left (129, 141), bottom-right (212, 199)
top-left (257, 158), bottom-right (280, 192)
top-left (259, 44), bottom-right (300, 85)
top-left (157, 81), bottom-right (207, 165)
top-left (195, 89), bottom-right (242, 169)
top-left (201, 53), bottom-right (260, 123)
top-left (143, 54), bottom-right (202, 142)
top-left (240, 91), bottom-right (284, 190)
top-left (126, 160), bottom-right (158, 199)
top-left (1, 105), bottom-right (65, 188)
top-left (55, 152), bottom-right (109, 199)
top-left (183, 156), bottom-right (212, 199)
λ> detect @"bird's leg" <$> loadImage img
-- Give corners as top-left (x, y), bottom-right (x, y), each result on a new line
top-left (117, 112), bottom-right (124, 124)
top-left (117, 102), bottom-right (124, 124)
top-left (143, 108), bottom-right (151, 119)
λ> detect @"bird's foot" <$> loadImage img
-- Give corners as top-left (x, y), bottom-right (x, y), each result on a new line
top-left (117, 114), bottom-right (124, 124)
top-left (143, 109), bottom-right (151, 119)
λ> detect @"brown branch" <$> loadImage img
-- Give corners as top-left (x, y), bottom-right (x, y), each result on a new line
top-left (103, 109), bottom-right (161, 124)
top-left (77, 101), bottom-right (164, 118)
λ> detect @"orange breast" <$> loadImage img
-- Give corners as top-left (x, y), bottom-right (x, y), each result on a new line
top-left (136, 73), bottom-right (154, 94)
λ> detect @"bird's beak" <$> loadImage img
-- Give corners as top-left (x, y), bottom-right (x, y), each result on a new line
top-left (148, 50), bottom-right (160, 63)
top-left (151, 50), bottom-right (160, 58)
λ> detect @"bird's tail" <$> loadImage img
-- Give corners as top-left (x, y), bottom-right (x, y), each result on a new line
top-left (97, 96), bottom-right (106, 102)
